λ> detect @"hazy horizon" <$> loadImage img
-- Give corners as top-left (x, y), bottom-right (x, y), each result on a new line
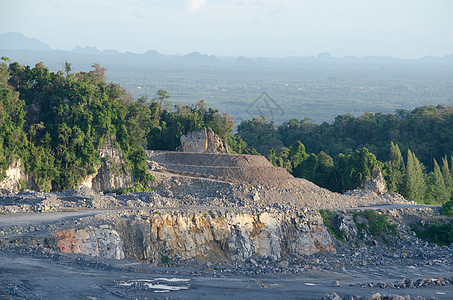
top-left (1, 0), bottom-right (453, 59)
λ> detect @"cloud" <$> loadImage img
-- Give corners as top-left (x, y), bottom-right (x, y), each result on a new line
top-left (189, 0), bottom-right (207, 12)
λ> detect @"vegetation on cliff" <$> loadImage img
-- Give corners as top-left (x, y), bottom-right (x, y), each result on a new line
top-left (238, 113), bottom-right (453, 205)
top-left (1, 59), bottom-right (453, 205)
top-left (0, 60), bottom-right (233, 191)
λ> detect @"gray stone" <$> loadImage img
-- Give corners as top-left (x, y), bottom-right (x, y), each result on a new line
top-left (180, 128), bottom-right (228, 153)
top-left (363, 168), bottom-right (388, 195)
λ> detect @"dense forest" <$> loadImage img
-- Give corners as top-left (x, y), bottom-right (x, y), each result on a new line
top-left (237, 110), bottom-right (453, 204)
top-left (1, 59), bottom-right (453, 205)
top-left (0, 59), bottom-right (236, 191)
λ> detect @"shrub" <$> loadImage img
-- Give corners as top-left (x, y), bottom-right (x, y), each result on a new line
top-left (353, 210), bottom-right (397, 245)
top-left (353, 210), bottom-right (397, 239)
top-left (319, 209), bottom-right (347, 243)
top-left (442, 200), bottom-right (453, 217)
top-left (412, 223), bottom-right (453, 246)
top-left (114, 183), bottom-right (153, 195)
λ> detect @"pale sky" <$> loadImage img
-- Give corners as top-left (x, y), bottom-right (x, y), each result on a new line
top-left (1, 0), bottom-right (453, 58)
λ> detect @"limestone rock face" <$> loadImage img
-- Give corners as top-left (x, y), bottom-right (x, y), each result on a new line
top-left (1, 146), bottom-right (135, 193)
top-left (334, 214), bottom-right (358, 241)
top-left (180, 128), bottom-right (228, 153)
top-left (0, 159), bottom-right (23, 193)
top-left (363, 168), bottom-right (388, 195)
top-left (114, 210), bottom-right (335, 264)
top-left (54, 225), bottom-right (125, 259)
top-left (83, 146), bottom-right (134, 192)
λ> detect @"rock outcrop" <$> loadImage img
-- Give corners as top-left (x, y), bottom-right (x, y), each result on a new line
top-left (1, 146), bottom-right (136, 193)
top-left (81, 146), bottom-right (134, 192)
top-left (180, 128), bottom-right (228, 153)
top-left (47, 209), bottom-right (336, 263)
top-left (112, 209), bottom-right (335, 263)
top-left (0, 159), bottom-right (23, 193)
top-left (54, 225), bottom-right (125, 260)
top-left (363, 168), bottom-right (388, 195)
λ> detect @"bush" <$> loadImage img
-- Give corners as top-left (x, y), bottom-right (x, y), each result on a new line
top-left (353, 210), bottom-right (397, 239)
top-left (319, 209), bottom-right (347, 243)
top-left (442, 200), bottom-right (453, 217)
top-left (412, 223), bottom-right (453, 246)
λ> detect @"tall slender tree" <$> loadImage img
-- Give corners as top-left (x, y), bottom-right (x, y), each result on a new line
top-left (385, 142), bottom-right (405, 193)
top-left (426, 159), bottom-right (450, 203)
top-left (403, 149), bottom-right (426, 203)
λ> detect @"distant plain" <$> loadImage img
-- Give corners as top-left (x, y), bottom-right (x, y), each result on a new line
top-left (2, 49), bottom-right (453, 125)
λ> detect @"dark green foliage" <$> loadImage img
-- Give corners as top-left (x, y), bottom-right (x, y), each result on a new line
top-left (237, 117), bottom-right (283, 155)
top-left (0, 61), bottom-right (27, 180)
top-left (268, 139), bottom-right (380, 193)
top-left (353, 210), bottom-right (397, 239)
top-left (425, 159), bottom-right (450, 204)
top-left (403, 150), bottom-right (427, 203)
top-left (319, 209), bottom-right (347, 243)
top-left (0, 61), bottom-right (243, 192)
top-left (334, 148), bottom-right (380, 192)
top-left (160, 252), bottom-right (171, 264)
top-left (412, 223), bottom-right (453, 246)
top-left (112, 183), bottom-right (153, 195)
top-left (442, 200), bottom-right (453, 217)
top-left (239, 105), bottom-right (453, 173)
top-left (146, 99), bottom-right (234, 151)
top-left (225, 135), bottom-right (258, 154)
top-left (383, 142), bottom-right (405, 193)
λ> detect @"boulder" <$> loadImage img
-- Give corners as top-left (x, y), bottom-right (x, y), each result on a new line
top-left (0, 159), bottom-right (24, 193)
top-left (363, 167), bottom-right (388, 195)
top-left (334, 213), bottom-right (358, 241)
top-left (180, 128), bottom-right (228, 153)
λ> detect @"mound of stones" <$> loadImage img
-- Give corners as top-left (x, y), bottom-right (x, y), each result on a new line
top-left (147, 151), bottom-right (295, 188)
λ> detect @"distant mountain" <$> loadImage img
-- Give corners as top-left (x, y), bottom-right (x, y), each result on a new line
top-left (316, 52), bottom-right (333, 59)
top-left (235, 56), bottom-right (253, 64)
top-left (181, 51), bottom-right (217, 63)
top-left (101, 49), bottom-right (121, 56)
top-left (72, 45), bottom-right (100, 54)
top-left (0, 32), bottom-right (52, 51)
top-left (143, 50), bottom-right (161, 58)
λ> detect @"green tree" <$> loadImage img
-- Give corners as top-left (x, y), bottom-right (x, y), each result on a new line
top-left (441, 156), bottom-right (453, 198)
top-left (403, 149), bottom-right (427, 203)
top-left (426, 159), bottom-right (450, 204)
top-left (384, 142), bottom-right (405, 193)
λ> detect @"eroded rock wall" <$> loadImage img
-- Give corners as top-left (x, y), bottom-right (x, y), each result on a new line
top-left (52, 210), bottom-right (335, 263)
top-left (180, 128), bottom-right (228, 153)
top-left (84, 147), bottom-right (134, 192)
top-left (54, 225), bottom-right (125, 259)
top-left (1, 146), bottom-right (134, 193)
top-left (0, 159), bottom-right (23, 193)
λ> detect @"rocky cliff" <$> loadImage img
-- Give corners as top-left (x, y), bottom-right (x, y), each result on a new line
top-left (85, 146), bottom-right (134, 192)
top-left (180, 128), bottom-right (228, 153)
top-left (51, 209), bottom-right (334, 264)
top-left (54, 224), bottom-right (125, 260)
top-left (0, 146), bottom-right (134, 193)
top-left (0, 159), bottom-right (23, 193)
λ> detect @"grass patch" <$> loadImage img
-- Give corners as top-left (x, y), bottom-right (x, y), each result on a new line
top-left (107, 183), bottom-right (153, 195)
top-left (160, 253), bottom-right (171, 264)
top-left (353, 210), bottom-right (397, 239)
top-left (319, 209), bottom-right (347, 243)
top-left (442, 200), bottom-right (453, 217)
top-left (411, 223), bottom-right (453, 246)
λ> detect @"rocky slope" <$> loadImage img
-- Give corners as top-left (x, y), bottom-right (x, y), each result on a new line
top-left (1, 151), bottom-right (452, 299)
